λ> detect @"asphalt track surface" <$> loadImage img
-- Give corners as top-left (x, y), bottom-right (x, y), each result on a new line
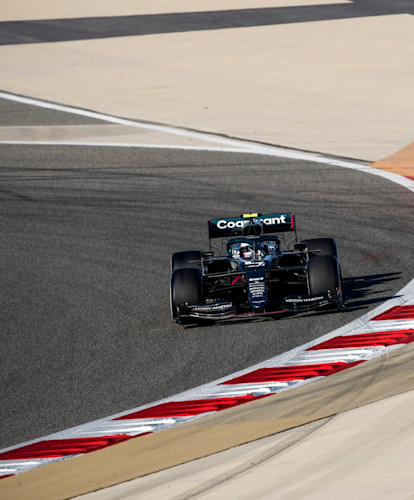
top-left (1, 98), bottom-right (413, 450)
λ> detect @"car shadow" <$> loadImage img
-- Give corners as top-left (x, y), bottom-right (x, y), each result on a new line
top-left (341, 271), bottom-right (403, 309)
top-left (301, 271), bottom-right (404, 319)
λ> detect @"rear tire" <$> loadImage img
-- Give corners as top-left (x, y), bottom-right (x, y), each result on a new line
top-left (302, 238), bottom-right (337, 257)
top-left (171, 251), bottom-right (202, 272)
top-left (170, 268), bottom-right (203, 323)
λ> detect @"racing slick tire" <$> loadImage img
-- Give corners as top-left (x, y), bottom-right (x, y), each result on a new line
top-left (171, 251), bottom-right (202, 272)
top-left (170, 268), bottom-right (204, 324)
top-left (302, 238), bottom-right (337, 257)
top-left (307, 255), bottom-right (343, 308)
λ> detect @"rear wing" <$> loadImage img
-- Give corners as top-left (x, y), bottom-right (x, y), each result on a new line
top-left (208, 213), bottom-right (296, 239)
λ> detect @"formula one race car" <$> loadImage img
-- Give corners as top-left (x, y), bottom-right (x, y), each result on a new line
top-left (170, 213), bottom-right (344, 324)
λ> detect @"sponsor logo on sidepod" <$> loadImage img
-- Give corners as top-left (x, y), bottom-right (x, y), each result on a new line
top-left (217, 215), bottom-right (287, 230)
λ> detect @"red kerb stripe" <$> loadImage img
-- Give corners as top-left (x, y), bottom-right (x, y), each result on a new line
top-left (113, 394), bottom-right (269, 420)
top-left (0, 435), bottom-right (131, 460)
top-left (221, 361), bottom-right (364, 385)
top-left (308, 329), bottom-right (414, 350)
top-left (371, 305), bottom-right (414, 321)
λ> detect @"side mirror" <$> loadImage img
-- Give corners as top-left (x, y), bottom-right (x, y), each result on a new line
top-left (294, 242), bottom-right (307, 251)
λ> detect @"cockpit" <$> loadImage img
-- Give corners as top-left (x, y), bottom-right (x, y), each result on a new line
top-left (227, 236), bottom-right (280, 262)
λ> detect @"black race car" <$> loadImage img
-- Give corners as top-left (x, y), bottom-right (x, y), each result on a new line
top-left (170, 213), bottom-right (344, 324)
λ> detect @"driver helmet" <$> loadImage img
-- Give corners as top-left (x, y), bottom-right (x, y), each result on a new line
top-left (239, 242), bottom-right (253, 260)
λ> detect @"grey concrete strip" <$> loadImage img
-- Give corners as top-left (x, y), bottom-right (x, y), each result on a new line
top-left (2, 0), bottom-right (339, 22)
top-left (6, 2), bottom-right (409, 45)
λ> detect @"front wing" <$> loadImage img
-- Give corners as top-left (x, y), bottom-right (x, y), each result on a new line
top-left (175, 291), bottom-right (340, 322)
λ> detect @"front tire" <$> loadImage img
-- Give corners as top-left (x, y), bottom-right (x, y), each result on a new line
top-left (170, 268), bottom-right (203, 323)
top-left (307, 255), bottom-right (342, 308)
